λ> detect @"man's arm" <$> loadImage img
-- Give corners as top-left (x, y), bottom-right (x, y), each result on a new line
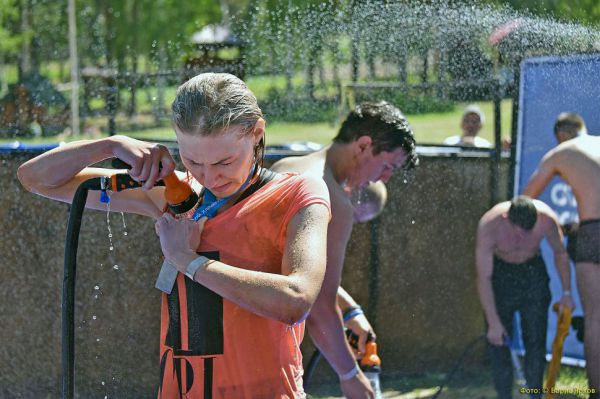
top-left (523, 151), bottom-right (557, 198)
top-left (306, 202), bottom-right (374, 398)
top-left (475, 217), bottom-right (506, 346)
top-left (337, 286), bottom-right (375, 356)
top-left (542, 207), bottom-right (575, 310)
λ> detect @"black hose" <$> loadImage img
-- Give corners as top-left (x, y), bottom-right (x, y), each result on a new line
top-left (60, 172), bottom-right (166, 399)
top-left (62, 179), bottom-right (101, 399)
top-left (431, 334), bottom-right (486, 399)
top-left (303, 349), bottom-right (323, 391)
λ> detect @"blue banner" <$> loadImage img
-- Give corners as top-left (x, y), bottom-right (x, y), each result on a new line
top-left (515, 53), bottom-right (600, 362)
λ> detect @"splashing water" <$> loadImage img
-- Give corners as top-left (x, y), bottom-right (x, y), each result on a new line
top-left (106, 200), bottom-right (114, 252)
top-left (120, 212), bottom-right (127, 236)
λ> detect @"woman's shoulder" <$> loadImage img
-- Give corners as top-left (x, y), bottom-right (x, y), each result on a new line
top-left (274, 171), bottom-right (329, 196)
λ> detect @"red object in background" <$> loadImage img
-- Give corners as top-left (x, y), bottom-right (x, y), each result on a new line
top-left (489, 18), bottom-right (524, 45)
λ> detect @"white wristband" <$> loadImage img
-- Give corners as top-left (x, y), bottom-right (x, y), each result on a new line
top-left (339, 364), bottom-right (360, 381)
top-left (185, 256), bottom-right (209, 280)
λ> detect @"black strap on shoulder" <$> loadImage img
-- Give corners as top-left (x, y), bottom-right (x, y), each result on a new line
top-left (234, 168), bottom-right (277, 205)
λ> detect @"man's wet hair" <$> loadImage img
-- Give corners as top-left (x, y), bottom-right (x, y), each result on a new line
top-left (554, 112), bottom-right (587, 137)
top-left (508, 196), bottom-right (538, 230)
top-left (333, 101), bottom-right (418, 169)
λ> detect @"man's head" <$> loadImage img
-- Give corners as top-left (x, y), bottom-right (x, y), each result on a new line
top-left (461, 104), bottom-right (485, 138)
top-left (350, 181), bottom-right (388, 223)
top-left (333, 101), bottom-right (418, 187)
top-left (507, 195), bottom-right (537, 230)
top-left (554, 112), bottom-right (587, 143)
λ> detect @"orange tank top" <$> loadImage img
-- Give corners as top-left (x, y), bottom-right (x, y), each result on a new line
top-left (158, 172), bottom-right (330, 399)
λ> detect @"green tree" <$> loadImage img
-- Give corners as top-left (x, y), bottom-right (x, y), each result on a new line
top-left (0, 0), bottom-right (21, 57)
top-left (493, 0), bottom-right (600, 26)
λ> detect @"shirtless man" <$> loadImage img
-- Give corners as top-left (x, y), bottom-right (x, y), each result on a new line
top-left (476, 196), bottom-right (574, 399)
top-left (524, 112), bottom-right (600, 397)
top-left (272, 102), bottom-right (418, 398)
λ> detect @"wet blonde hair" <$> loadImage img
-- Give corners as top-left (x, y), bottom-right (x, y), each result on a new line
top-left (171, 73), bottom-right (265, 170)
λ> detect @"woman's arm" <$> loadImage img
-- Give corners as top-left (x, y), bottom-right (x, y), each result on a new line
top-left (17, 135), bottom-right (175, 217)
top-left (157, 202), bottom-right (329, 324)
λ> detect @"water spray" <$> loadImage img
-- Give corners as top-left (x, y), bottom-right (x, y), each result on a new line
top-left (61, 159), bottom-right (197, 399)
top-left (108, 159), bottom-right (201, 294)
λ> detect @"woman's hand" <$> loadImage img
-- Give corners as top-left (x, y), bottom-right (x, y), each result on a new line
top-left (110, 136), bottom-right (176, 190)
top-left (155, 214), bottom-right (207, 270)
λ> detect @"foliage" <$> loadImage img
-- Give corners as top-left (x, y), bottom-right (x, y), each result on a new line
top-left (0, 0), bottom-right (22, 58)
top-left (353, 88), bottom-right (455, 115)
top-left (259, 87), bottom-right (338, 123)
top-left (495, 0), bottom-right (600, 27)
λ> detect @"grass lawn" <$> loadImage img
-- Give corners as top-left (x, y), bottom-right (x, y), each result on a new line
top-left (1, 100), bottom-right (513, 147)
top-left (122, 98), bottom-right (514, 146)
top-left (307, 365), bottom-right (590, 399)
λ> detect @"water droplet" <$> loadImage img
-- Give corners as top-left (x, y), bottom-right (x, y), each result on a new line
top-left (97, 338), bottom-right (101, 342)
top-left (411, 220), bottom-right (415, 224)
top-left (123, 232), bottom-right (128, 236)
top-left (92, 315), bottom-right (97, 320)
top-left (101, 380), bottom-right (105, 385)
top-left (113, 264), bottom-right (119, 270)
top-left (403, 179), bottom-right (408, 184)
top-left (109, 246), bottom-right (114, 251)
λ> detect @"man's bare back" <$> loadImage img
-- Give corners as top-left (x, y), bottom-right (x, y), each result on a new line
top-left (525, 135), bottom-right (600, 220)
top-left (523, 113), bottom-right (600, 398)
top-left (480, 200), bottom-right (561, 264)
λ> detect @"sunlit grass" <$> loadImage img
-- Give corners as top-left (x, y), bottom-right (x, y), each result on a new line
top-left (307, 365), bottom-right (589, 399)
top-left (1, 99), bottom-right (513, 148)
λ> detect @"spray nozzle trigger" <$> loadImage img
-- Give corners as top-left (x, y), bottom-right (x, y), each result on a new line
top-left (99, 176), bottom-right (110, 204)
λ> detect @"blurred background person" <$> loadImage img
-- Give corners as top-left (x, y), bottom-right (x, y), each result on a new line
top-left (444, 104), bottom-right (491, 148)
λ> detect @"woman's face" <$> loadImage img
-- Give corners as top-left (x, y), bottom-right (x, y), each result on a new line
top-left (176, 123), bottom-right (263, 199)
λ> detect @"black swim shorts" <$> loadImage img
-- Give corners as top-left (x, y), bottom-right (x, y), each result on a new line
top-left (576, 219), bottom-right (600, 264)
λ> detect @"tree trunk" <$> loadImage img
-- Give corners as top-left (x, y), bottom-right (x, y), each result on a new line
top-left (421, 50), bottom-right (428, 84)
top-left (330, 42), bottom-right (341, 100)
top-left (128, 0), bottom-right (139, 117)
top-left (397, 46), bottom-right (407, 84)
top-left (18, 0), bottom-right (31, 80)
top-left (103, 0), bottom-right (117, 135)
top-left (306, 48), bottom-right (316, 101)
top-left (154, 43), bottom-right (167, 124)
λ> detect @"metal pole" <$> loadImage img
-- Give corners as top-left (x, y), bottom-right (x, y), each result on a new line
top-left (508, 67), bottom-right (520, 198)
top-left (367, 218), bottom-right (380, 328)
top-left (67, 0), bottom-right (80, 136)
top-left (490, 81), bottom-right (502, 206)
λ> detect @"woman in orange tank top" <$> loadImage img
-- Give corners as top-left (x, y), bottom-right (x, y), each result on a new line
top-left (17, 73), bottom-right (331, 399)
